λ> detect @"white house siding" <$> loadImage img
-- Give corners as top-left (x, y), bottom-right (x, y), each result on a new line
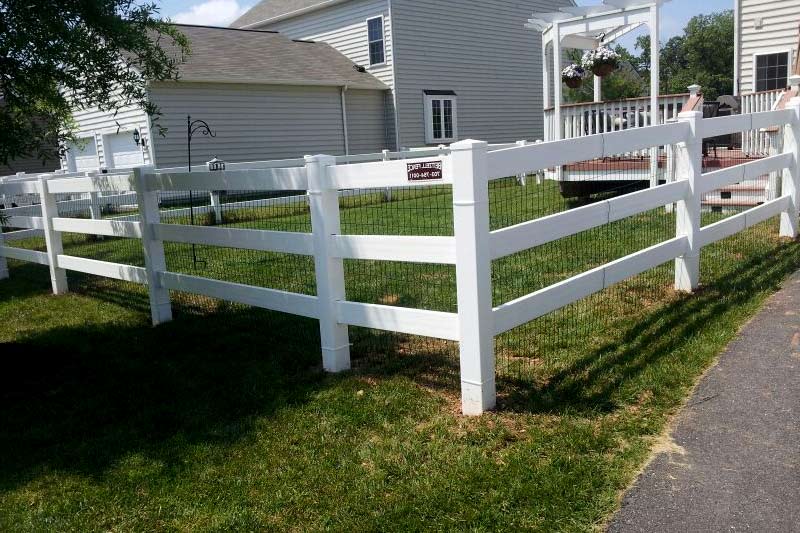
top-left (61, 95), bottom-right (153, 171)
top-left (391, 0), bottom-right (574, 147)
top-left (738, 0), bottom-right (800, 94)
top-left (148, 82), bottom-right (387, 167)
top-left (264, 0), bottom-right (394, 89)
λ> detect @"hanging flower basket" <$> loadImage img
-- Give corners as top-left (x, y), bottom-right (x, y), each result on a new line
top-left (561, 64), bottom-right (585, 89)
top-left (581, 46), bottom-right (620, 78)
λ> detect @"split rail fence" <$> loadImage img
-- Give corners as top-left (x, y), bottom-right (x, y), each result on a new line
top-left (2, 101), bottom-right (799, 415)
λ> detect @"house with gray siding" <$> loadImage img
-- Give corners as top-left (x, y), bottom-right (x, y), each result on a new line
top-left (61, 24), bottom-right (388, 172)
top-left (231, 0), bottom-right (574, 149)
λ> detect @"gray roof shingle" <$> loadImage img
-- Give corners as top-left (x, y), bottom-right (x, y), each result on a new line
top-left (160, 24), bottom-right (387, 90)
top-left (230, 0), bottom-right (331, 28)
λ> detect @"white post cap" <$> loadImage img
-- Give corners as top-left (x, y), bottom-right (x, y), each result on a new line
top-left (688, 84), bottom-right (701, 96)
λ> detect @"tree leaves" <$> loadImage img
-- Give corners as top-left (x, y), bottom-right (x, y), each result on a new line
top-left (0, 0), bottom-right (190, 165)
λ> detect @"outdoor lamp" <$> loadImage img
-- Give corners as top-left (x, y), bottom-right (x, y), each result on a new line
top-left (133, 128), bottom-right (141, 146)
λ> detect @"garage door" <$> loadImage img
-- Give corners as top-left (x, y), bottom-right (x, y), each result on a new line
top-left (105, 132), bottom-right (144, 169)
top-left (66, 138), bottom-right (99, 172)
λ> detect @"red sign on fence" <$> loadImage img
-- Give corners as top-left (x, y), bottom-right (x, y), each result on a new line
top-left (407, 160), bottom-right (443, 182)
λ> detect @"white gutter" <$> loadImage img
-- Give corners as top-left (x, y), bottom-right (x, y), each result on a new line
top-left (148, 78), bottom-right (387, 91)
top-left (341, 85), bottom-right (350, 156)
top-left (388, 0), bottom-right (401, 150)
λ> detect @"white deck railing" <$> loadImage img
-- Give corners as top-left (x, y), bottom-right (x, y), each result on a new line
top-left (544, 94), bottom-right (690, 154)
top-left (740, 89), bottom-right (785, 155)
top-left (2, 102), bottom-right (798, 416)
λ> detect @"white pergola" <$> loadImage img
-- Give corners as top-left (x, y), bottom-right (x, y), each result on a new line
top-left (527, 0), bottom-right (671, 141)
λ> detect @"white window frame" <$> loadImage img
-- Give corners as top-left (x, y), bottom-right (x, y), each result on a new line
top-left (424, 93), bottom-right (458, 144)
top-left (752, 49), bottom-right (792, 93)
top-left (366, 15), bottom-right (386, 67)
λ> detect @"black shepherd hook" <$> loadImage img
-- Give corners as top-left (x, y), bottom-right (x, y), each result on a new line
top-left (186, 115), bottom-right (216, 269)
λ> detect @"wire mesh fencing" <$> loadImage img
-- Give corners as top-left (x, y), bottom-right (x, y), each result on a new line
top-left (339, 185), bottom-right (459, 386)
top-left (490, 150), bottom-right (677, 396)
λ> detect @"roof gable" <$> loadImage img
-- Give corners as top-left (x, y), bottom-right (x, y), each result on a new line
top-left (231, 0), bottom-right (343, 29)
top-left (159, 25), bottom-right (387, 90)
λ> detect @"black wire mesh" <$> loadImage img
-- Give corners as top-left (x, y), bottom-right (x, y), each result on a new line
top-left (490, 151), bottom-right (676, 387)
top-left (339, 186), bottom-right (459, 383)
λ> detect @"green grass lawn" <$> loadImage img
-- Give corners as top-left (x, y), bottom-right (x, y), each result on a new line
top-left (1, 180), bottom-right (798, 530)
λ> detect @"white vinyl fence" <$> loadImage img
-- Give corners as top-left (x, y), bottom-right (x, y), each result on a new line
top-left (2, 101), bottom-right (799, 415)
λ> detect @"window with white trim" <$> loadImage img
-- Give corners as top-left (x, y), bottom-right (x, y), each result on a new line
top-left (755, 52), bottom-right (789, 91)
top-left (424, 91), bottom-right (457, 144)
top-left (367, 16), bottom-right (385, 66)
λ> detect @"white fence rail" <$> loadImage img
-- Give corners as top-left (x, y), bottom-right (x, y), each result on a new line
top-left (2, 100), bottom-right (799, 416)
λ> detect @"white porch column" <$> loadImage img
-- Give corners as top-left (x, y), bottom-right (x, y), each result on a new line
top-left (649, 4), bottom-right (661, 187)
top-left (542, 37), bottom-right (551, 111)
top-left (552, 21), bottom-right (562, 141)
top-left (594, 75), bottom-right (602, 102)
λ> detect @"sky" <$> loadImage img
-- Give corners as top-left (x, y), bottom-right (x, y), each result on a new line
top-left (157, 0), bottom-right (734, 48)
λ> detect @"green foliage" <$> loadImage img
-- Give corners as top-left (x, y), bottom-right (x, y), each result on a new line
top-left (564, 10), bottom-right (734, 103)
top-left (565, 45), bottom-right (646, 103)
top-left (0, 1), bottom-right (190, 165)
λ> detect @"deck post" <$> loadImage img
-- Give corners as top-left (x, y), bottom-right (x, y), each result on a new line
top-left (674, 110), bottom-right (702, 292)
top-left (134, 166), bottom-right (173, 325)
top-left (307, 154), bottom-right (351, 373)
top-left (451, 139), bottom-right (495, 415)
top-left (648, 3), bottom-right (661, 188)
top-left (38, 175), bottom-right (69, 295)
top-left (780, 95), bottom-right (800, 238)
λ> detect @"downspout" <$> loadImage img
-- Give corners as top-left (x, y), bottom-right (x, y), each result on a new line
top-left (388, 0), bottom-right (401, 150)
top-left (341, 85), bottom-right (350, 156)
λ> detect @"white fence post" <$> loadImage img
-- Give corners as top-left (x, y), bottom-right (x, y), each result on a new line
top-left (210, 191), bottom-right (223, 224)
top-left (451, 139), bottom-right (495, 415)
top-left (781, 95), bottom-right (800, 238)
top-left (307, 154), bottom-right (351, 372)
top-left (134, 166), bottom-right (173, 325)
top-left (89, 192), bottom-right (102, 220)
top-left (674, 110), bottom-right (702, 292)
top-left (515, 140), bottom-right (528, 186)
top-left (38, 176), bottom-right (69, 294)
top-left (382, 149), bottom-right (392, 202)
top-left (0, 223), bottom-right (8, 280)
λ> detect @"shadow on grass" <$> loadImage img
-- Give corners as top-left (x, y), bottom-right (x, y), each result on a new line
top-left (498, 239), bottom-right (800, 414)
top-left (0, 292), bottom-right (327, 493)
top-left (0, 237), bottom-right (797, 494)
